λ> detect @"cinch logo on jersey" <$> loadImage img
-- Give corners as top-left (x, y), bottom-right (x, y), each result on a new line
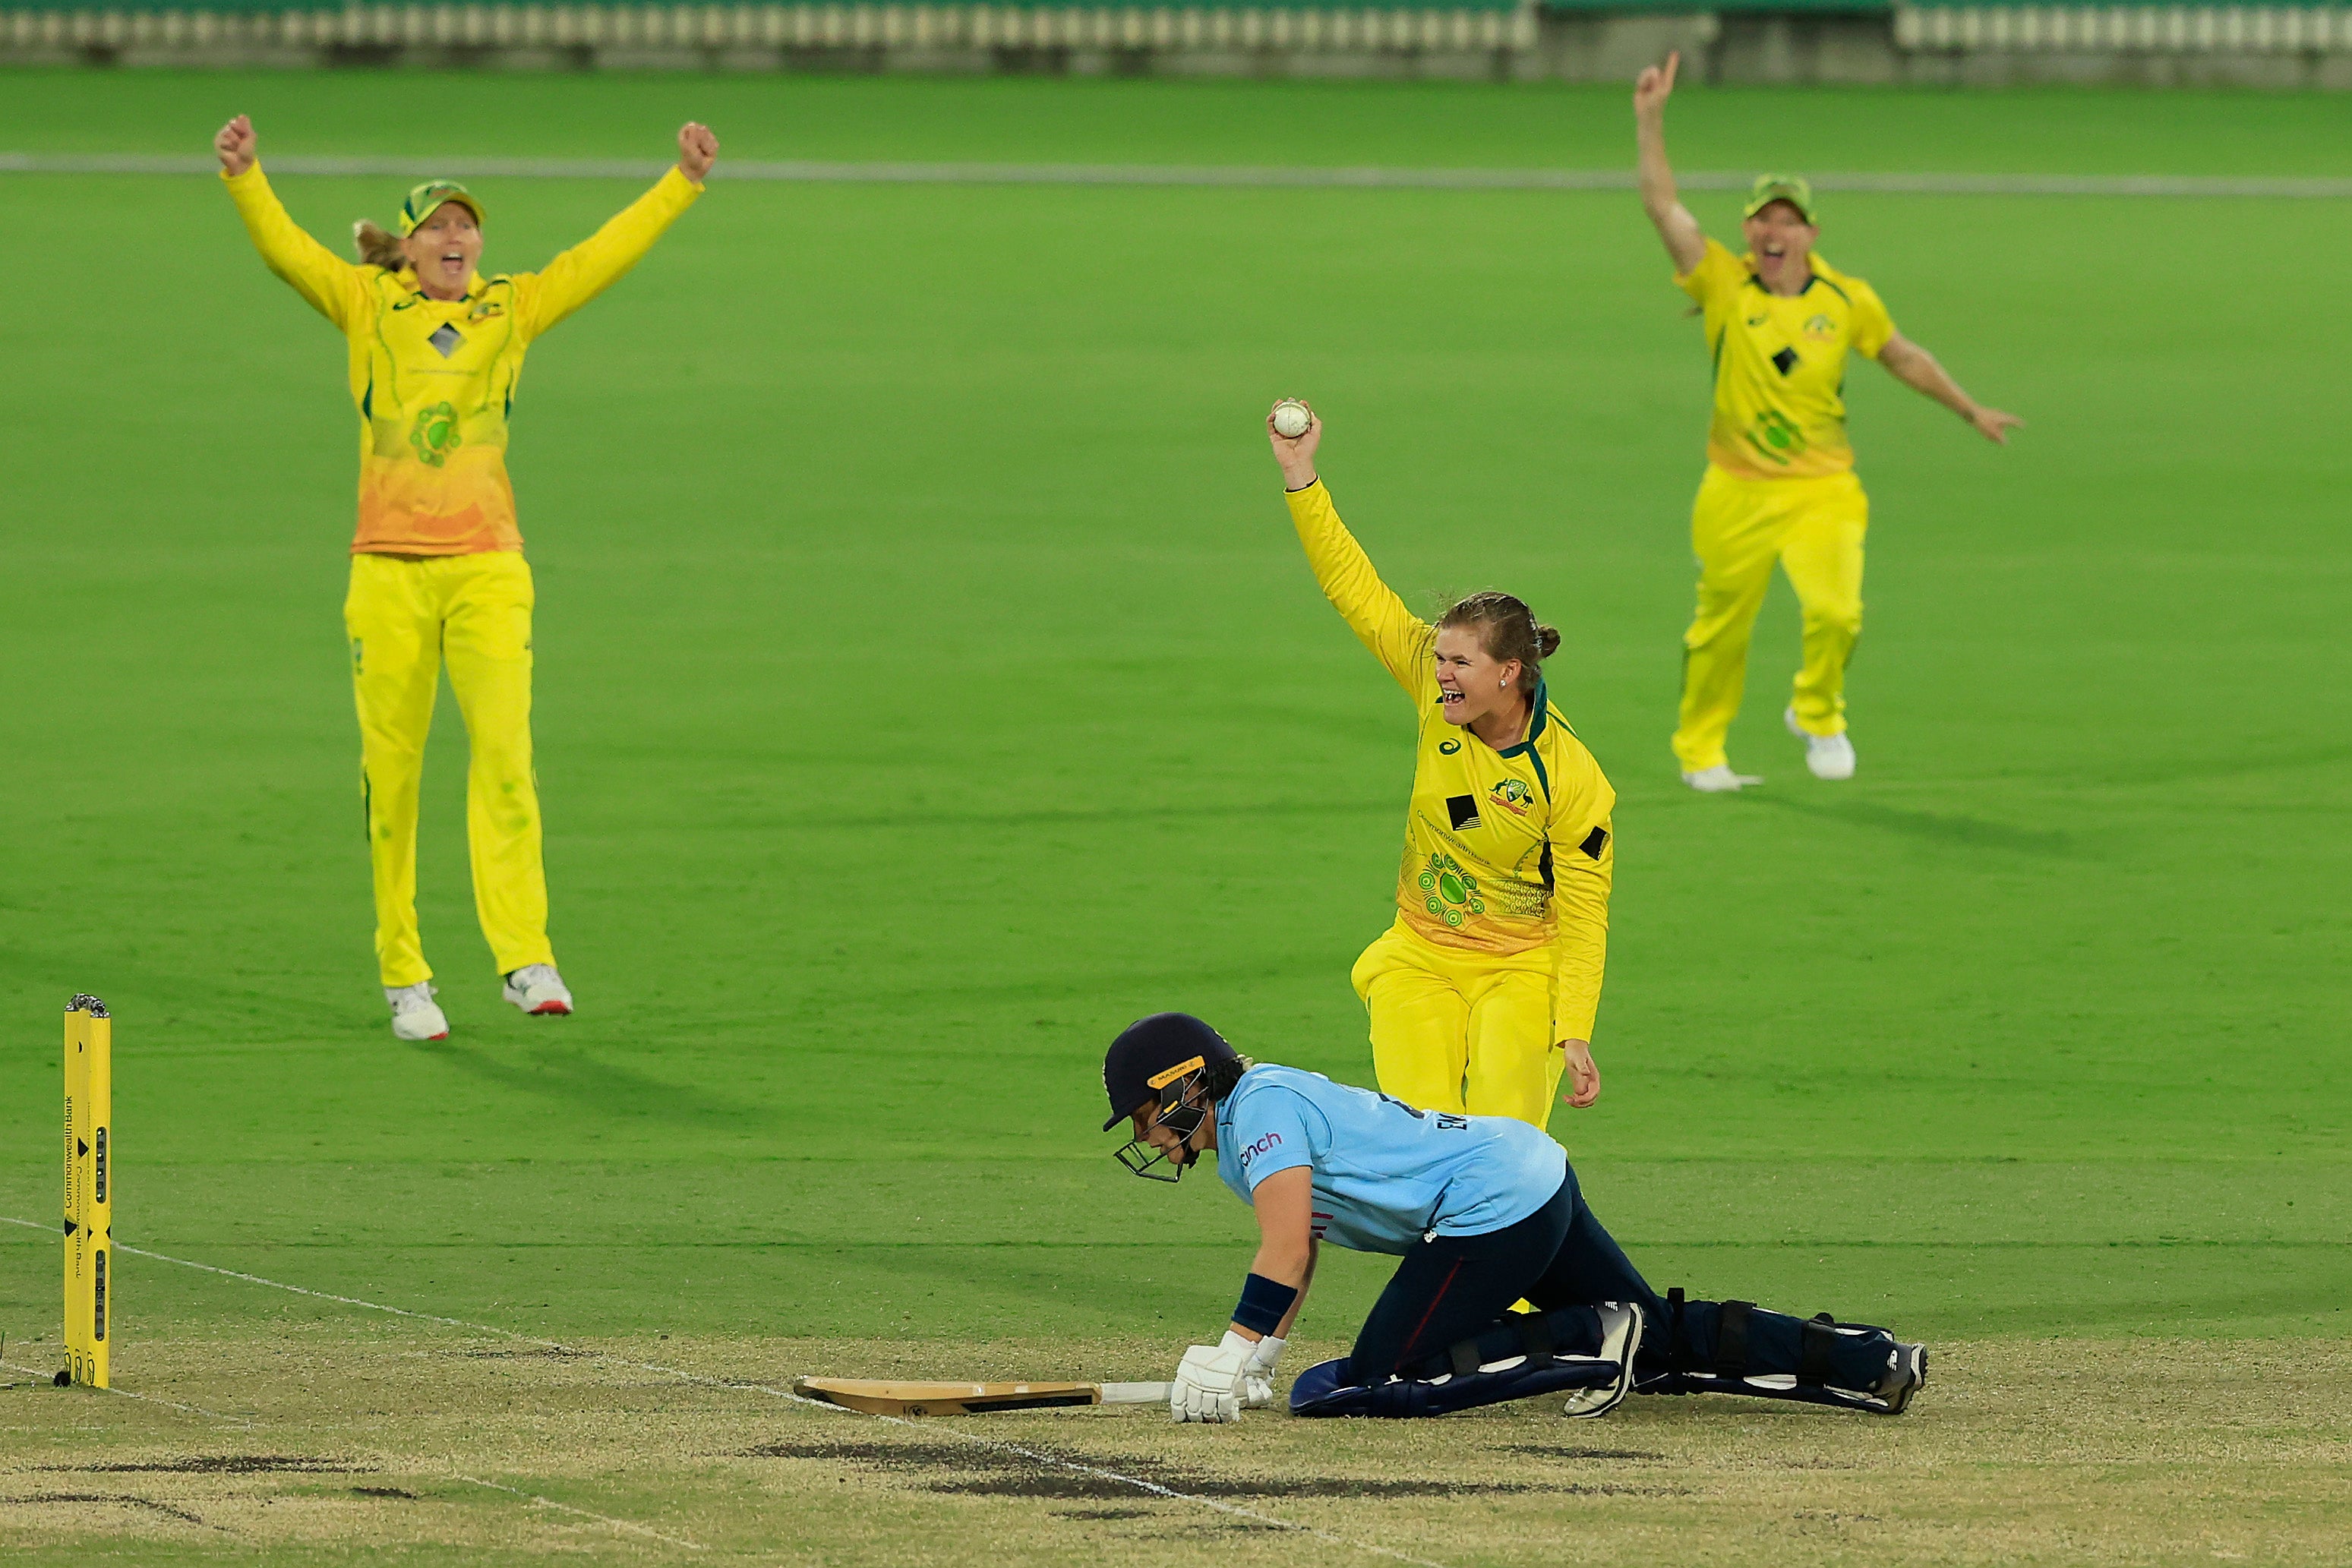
top-left (1239, 1131), bottom-right (1284, 1168)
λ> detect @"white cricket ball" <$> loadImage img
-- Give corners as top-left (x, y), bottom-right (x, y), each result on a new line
top-left (1271, 400), bottom-right (1312, 439)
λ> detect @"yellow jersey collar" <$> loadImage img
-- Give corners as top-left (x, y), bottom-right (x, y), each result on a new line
top-left (396, 270), bottom-right (488, 303)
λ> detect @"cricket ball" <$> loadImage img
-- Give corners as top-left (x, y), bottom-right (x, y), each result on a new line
top-left (1271, 399), bottom-right (1312, 439)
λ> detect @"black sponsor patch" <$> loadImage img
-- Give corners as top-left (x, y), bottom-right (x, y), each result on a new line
top-left (1446, 794), bottom-right (1482, 831)
top-left (428, 323), bottom-right (464, 358)
top-left (1771, 345), bottom-right (1799, 376)
top-left (1580, 825), bottom-right (1609, 860)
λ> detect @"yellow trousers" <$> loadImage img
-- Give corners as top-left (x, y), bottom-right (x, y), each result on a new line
top-left (1350, 920), bottom-right (1561, 1129)
top-left (1672, 466), bottom-right (1868, 774)
top-left (344, 551), bottom-right (555, 988)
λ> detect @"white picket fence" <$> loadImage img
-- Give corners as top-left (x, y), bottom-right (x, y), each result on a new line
top-left (1896, 5), bottom-right (2352, 51)
top-left (0, 2), bottom-right (1536, 53)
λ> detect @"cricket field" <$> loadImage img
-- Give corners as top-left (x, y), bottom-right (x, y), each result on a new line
top-left (1, 71), bottom-right (2346, 1564)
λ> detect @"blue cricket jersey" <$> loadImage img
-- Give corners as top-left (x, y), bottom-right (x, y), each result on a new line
top-left (1211, 1064), bottom-right (1567, 1254)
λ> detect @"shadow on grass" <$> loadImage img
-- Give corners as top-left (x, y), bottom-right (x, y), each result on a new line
top-left (407, 1037), bottom-right (762, 1129)
top-left (1744, 792), bottom-right (2076, 856)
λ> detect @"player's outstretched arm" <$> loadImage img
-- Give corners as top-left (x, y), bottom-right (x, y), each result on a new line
top-left (1270, 405), bottom-right (1434, 696)
top-left (1634, 53), bottom-right (1706, 275)
top-left (1877, 332), bottom-right (2024, 445)
top-left (520, 121), bottom-right (717, 339)
top-left (214, 115), bottom-right (366, 330)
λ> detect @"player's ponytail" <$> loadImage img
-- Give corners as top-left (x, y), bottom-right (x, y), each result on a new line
top-left (352, 220), bottom-right (408, 273)
top-left (1438, 591), bottom-right (1558, 697)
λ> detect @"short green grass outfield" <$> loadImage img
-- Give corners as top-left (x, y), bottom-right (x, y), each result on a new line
top-left (1, 72), bottom-right (2347, 1563)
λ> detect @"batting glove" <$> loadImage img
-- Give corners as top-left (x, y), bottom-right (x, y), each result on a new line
top-left (1241, 1333), bottom-right (1286, 1409)
top-left (1171, 1331), bottom-right (1251, 1424)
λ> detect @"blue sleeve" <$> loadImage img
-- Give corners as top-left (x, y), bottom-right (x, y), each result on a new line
top-left (1225, 1087), bottom-right (1315, 1194)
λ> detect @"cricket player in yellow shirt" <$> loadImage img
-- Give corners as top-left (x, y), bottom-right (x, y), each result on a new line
top-left (1634, 54), bottom-right (2021, 791)
top-left (213, 114), bottom-right (717, 1040)
top-left (1269, 404), bottom-right (1613, 1130)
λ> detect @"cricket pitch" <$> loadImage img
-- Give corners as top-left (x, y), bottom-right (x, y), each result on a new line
top-left (4, 1327), bottom-right (2347, 1566)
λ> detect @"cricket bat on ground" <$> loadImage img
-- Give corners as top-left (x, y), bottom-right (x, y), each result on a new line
top-left (793, 1377), bottom-right (1173, 1416)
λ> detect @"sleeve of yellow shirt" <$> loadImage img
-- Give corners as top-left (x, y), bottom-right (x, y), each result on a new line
top-left (1845, 275), bottom-right (1897, 359)
top-left (1673, 235), bottom-right (1742, 308)
top-left (221, 163), bottom-right (367, 332)
top-left (516, 167), bottom-right (703, 341)
top-left (1550, 816), bottom-right (1612, 1043)
top-left (1284, 479), bottom-right (1435, 699)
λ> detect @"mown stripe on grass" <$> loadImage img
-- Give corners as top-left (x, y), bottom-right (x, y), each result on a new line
top-left (5, 153), bottom-right (2351, 200)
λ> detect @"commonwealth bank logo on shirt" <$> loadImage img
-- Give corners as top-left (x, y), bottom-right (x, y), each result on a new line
top-left (1419, 851), bottom-right (1485, 928)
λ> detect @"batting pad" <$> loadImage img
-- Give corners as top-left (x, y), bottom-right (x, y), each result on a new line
top-left (1288, 1305), bottom-right (1637, 1419)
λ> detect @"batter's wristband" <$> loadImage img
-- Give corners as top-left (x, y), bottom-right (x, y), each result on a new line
top-left (1233, 1273), bottom-right (1299, 1336)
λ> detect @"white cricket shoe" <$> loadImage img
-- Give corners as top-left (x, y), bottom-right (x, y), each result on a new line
top-left (1561, 1301), bottom-right (1645, 1418)
top-left (1785, 707), bottom-right (1856, 781)
top-left (386, 982), bottom-right (449, 1042)
top-left (503, 964), bottom-right (573, 1016)
top-left (1682, 764), bottom-right (1763, 793)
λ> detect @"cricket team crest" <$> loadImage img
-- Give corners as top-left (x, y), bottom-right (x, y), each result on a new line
top-left (1419, 851), bottom-right (1485, 929)
top-left (1803, 312), bottom-right (1839, 340)
top-left (1487, 778), bottom-right (1535, 817)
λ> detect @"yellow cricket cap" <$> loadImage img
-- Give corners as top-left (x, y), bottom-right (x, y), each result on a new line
top-left (397, 180), bottom-right (485, 238)
top-left (1742, 174), bottom-right (1817, 224)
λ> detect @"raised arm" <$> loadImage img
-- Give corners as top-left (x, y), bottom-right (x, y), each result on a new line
top-left (1633, 54), bottom-right (1706, 276)
top-left (214, 115), bottom-right (365, 332)
top-left (1551, 818), bottom-right (1612, 1109)
top-left (1877, 333), bottom-right (2025, 445)
top-left (517, 122), bottom-right (716, 340)
top-left (1268, 403), bottom-right (1435, 696)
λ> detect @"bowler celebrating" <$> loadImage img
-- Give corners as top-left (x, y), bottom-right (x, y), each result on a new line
top-left (1634, 54), bottom-right (2021, 791)
top-left (1271, 403), bottom-right (1610, 1129)
top-left (214, 115), bottom-right (716, 1039)
top-left (1103, 1013), bottom-right (1927, 1422)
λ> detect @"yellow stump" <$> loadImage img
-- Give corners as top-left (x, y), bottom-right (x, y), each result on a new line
top-left (64, 995), bottom-right (111, 1389)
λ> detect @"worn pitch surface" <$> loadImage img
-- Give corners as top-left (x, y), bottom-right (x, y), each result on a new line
top-left (2, 73), bottom-right (2347, 1563)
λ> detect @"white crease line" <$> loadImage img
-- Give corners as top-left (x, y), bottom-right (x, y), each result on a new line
top-left (0, 1355), bottom-right (257, 1428)
top-left (0, 151), bottom-right (2347, 199)
top-left (454, 1475), bottom-right (708, 1551)
top-left (1, 1216), bottom-right (1446, 1568)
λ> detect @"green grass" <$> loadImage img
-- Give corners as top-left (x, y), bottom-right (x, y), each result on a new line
top-left (1, 71), bottom-right (2347, 1563)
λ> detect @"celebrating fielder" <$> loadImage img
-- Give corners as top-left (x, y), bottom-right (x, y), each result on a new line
top-left (214, 115), bottom-right (716, 1040)
top-left (1271, 404), bottom-right (1610, 1128)
top-left (1634, 54), bottom-right (2021, 791)
top-left (1103, 1013), bottom-right (1927, 1422)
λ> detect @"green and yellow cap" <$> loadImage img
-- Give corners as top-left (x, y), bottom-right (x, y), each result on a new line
top-left (396, 180), bottom-right (485, 238)
top-left (1742, 173), bottom-right (1816, 224)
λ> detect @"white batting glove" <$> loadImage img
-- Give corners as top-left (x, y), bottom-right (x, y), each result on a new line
top-left (1170, 1331), bottom-right (1251, 1424)
top-left (1242, 1333), bottom-right (1286, 1409)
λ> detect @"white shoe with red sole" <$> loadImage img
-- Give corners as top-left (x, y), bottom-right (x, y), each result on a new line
top-left (503, 964), bottom-right (574, 1016)
top-left (387, 982), bottom-right (450, 1041)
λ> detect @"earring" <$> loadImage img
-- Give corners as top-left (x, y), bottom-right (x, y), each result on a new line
top-left (1498, 679), bottom-right (1507, 689)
